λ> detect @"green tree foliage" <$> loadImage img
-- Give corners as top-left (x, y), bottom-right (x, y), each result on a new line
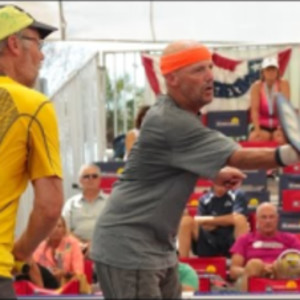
top-left (105, 70), bottom-right (145, 147)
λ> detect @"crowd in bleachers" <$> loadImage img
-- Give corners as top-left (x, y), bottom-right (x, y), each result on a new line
top-left (14, 151), bottom-right (300, 295)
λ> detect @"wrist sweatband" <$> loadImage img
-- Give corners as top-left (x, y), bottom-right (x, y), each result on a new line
top-left (276, 145), bottom-right (300, 166)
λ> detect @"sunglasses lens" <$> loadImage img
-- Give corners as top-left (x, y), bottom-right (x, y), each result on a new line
top-left (83, 174), bottom-right (99, 179)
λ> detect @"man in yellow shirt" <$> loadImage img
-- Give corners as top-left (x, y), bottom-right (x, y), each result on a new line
top-left (0, 5), bottom-right (64, 298)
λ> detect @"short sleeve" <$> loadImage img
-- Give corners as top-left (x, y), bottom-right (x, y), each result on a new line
top-left (167, 113), bottom-right (239, 179)
top-left (230, 234), bottom-right (248, 257)
top-left (198, 194), bottom-right (209, 215)
top-left (233, 190), bottom-right (248, 215)
top-left (27, 101), bottom-right (62, 180)
top-left (286, 233), bottom-right (300, 251)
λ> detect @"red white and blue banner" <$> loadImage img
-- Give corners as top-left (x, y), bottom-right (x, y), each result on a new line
top-left (141, 48), bottom-right (292, 111)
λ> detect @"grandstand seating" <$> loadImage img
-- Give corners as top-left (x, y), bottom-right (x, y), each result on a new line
top-left (248, 277), bottom-right (300, 292)
top-left (186, 192), bottom-right (204, 217)
top-left (242, 169), bottom-right (267, 189)
top-left (283, 162), bottom-right (300, 174)
top-left (180, 257), bottom-right (227, 292)
top-left (239, 141), bottom-right (279, 148)
top-left (206, 110), bottom-right (249, 139)
top-left (180, 257), bottom-right (227, 280)
top-left (244, 189), bottom-right (270, 213)
top-left (279, 174), bottom-right (300, 204)
top-left (282, 190), bottom-right (300, 212)
top-left (100, 175), bottom-right (118, 193)
top-left (14, 278), bottom-right (80, 295)
top-left (84, 259), bottom-right (93, 285)
top-left (94, 161), bottom-right (125, 174)
top-left (279, 211), bottom-right (300, 233)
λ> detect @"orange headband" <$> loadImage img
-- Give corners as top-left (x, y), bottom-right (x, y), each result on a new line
top-left (160, 46), bottom-right (212, 75)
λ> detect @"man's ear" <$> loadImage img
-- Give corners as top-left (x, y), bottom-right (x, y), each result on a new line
top-left (165, 72), bottom-right (179, 87)
top-left (6, 35), bottom-right (22, 56)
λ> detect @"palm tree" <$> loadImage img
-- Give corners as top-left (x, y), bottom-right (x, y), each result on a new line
top-left (105, 71), bottom-right (145, 148)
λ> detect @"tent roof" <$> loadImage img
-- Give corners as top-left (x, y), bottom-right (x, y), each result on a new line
top-left (1, 1), bottom-right (300, 49)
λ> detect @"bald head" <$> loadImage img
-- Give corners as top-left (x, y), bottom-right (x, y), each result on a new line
top-left (78, 163), bottom-right (101, 179)
top-left (256, 202), bottom-right (279, 236)
top-left (159, 40), bottom-right (214, 113)
top-left (256, 202), bottom-right (278, 218)
top-left (162, 40), bottom-right (203, 56)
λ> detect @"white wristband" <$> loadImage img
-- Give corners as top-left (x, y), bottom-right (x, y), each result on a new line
top-left (277, 145), bottom-right (300, 166)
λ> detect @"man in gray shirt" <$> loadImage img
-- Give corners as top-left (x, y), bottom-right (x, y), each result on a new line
top-left (91, 40), bottom-right (300, 299)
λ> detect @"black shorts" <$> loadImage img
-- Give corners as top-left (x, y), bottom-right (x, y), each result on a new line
top-left (260, 126), bottom-right (277, 133)
top-left (192, 227), bottom-right (235, 258)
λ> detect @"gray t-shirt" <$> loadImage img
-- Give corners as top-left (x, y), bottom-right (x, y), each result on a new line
top-left (91, 95), bottom-right (239, 270)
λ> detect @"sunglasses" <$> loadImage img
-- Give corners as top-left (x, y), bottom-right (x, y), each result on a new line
top-left (81, 174), bottom-right (99, 179)
top-left (20, 35), bottom-right (44, 50)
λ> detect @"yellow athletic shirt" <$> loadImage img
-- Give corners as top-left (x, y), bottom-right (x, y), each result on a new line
top-left (0, 76), bottom-right (62, 278)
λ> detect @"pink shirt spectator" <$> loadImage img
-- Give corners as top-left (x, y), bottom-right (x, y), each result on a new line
top-left (230, 231), bottom-right (300, 264)
top-left (33, 235), bottom-right (84, 274)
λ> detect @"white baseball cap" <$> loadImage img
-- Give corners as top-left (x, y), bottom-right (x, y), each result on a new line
top-left (261, 56), bottom-right (279, 69)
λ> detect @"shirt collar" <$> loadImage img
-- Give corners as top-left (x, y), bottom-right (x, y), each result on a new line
top-left (80, 190), bottom-right (107, 202)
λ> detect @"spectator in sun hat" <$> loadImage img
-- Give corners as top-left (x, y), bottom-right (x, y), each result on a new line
top-left (248, 56), bottom-right (290, 144)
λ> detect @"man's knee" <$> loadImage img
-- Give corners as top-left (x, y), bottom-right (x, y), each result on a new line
top-left (244, 259), bottom-right (265, 276)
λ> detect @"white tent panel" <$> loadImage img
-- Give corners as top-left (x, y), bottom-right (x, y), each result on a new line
top-left (63, 2), bottom-right (153, 41)
top-left (153, 2), bottom-right (300, 44)
top-left (2, 1), bottom-right (300, 45)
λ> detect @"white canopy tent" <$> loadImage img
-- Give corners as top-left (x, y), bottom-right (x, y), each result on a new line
top-left (2, 1), bottom-right (300, 48)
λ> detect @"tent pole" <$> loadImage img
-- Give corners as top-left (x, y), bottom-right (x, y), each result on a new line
top-left (58, 1), bottom-right (66, 40)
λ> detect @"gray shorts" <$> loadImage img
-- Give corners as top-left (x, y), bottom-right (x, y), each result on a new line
top-left (0, 276), bottom-right (16, 299)
top-left (94, 262), bottom-right (181, 299)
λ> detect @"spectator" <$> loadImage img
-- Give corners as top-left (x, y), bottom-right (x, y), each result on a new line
top-left (33, 216), bottom-right (84, 288)
top-left (178, 262), bottom-right (199, 292)
top-left (178, 184), bottom-right (249, 258)
top-left (62, 163), bottom-right (107, 257)
top-left (0, 5), bottom-right (63, 298)
top-left (248, 56), bottom-right (290, 144)
top-left (124, 105), bottom-right (151, 160)
top-left (230, 202), bottom-right (300, 291)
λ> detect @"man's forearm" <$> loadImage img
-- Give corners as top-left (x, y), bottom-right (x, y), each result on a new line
top-left (14, 177), bottom-right (64, 261)
top-left (195, 214), bottom-right (235, 226)
top-left (228, 148), bottom-right (278, 170)
top-left (13, 206), bottom-right (61, 261)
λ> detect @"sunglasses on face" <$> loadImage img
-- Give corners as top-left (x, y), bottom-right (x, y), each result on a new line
top-left (81, 174), bottom-right (99, 179)
top-left (20, 35), bottom-right (44, 50)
